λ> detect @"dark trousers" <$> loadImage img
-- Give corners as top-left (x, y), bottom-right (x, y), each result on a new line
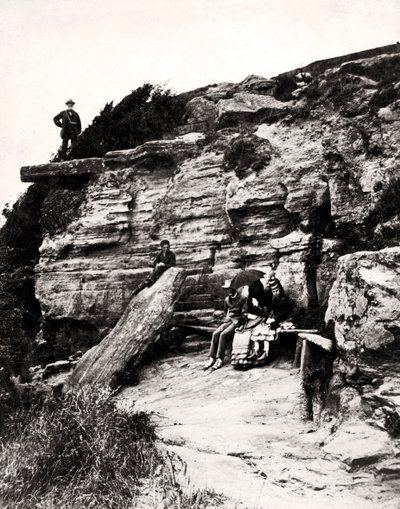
top-left (209, 320), bottom-right (237, 360)
top-left (133, 265), bottom-right (169, 296)
top-left (60, 132), bottom-right (78, 159)
top-left (148, 265), bottom-right (167, 284)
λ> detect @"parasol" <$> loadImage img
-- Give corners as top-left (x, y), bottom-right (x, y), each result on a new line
top-left (230, 269), bottom-right (265, 290)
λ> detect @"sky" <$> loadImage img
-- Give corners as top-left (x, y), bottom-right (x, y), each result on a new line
top-left (0, 0), bottom-right (399, 219)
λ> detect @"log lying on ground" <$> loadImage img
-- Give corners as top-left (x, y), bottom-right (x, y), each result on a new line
top-left (66, 267), bottom-right (186, 389)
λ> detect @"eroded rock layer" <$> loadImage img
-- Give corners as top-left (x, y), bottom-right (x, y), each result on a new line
top-left (20, 47), bottom-right (400, 353)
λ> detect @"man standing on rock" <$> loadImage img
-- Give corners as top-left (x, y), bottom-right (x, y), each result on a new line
top-left (53, 99), bottom-right (81, 160)
top-left (132, 239), bottom-right (176, 296)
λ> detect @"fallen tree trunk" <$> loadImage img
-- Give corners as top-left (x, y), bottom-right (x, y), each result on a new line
top-left (66, 267), bottom-right (186, 389)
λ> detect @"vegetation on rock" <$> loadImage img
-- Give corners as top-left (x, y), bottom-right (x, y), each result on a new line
top-left (40, 175), bottom-right (91, 237)
top-left (223, 134), bottom-right (272, 178)
top-left (52, 83), bottom-right (187, 161)
top-left (0, 185), bottom-right (48, 424)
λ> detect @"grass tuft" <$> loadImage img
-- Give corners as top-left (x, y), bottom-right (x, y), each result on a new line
top-left (0, 387), bottom-right (159, 508)
top-left (0, 387), bottom-right (226, 508)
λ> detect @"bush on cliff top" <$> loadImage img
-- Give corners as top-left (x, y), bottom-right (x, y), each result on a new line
top-left (53, 83), bottom-right (187, 161)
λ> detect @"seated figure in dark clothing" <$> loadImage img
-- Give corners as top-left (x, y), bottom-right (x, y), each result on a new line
top-left (205, 280), bottom-right (247, 371)
top-left (132, 239), bottom-right (176, 296)
top-left (231, 268), bottom-right (295, 367)
top-left (243, 272), bottom-right (292, 362)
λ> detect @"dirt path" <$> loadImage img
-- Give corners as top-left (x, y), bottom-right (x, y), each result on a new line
top-left (116, 350), bottom-right (399, 509)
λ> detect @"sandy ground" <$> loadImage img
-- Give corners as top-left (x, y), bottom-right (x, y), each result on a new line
top-left (116, 350), bottom-right (400, 509)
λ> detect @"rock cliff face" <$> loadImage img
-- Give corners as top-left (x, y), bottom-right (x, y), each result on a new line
top-left (20, 46), bottom-right (400, 358)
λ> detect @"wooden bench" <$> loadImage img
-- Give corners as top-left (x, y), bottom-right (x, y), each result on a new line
top-left (297, 332), bottom-right (333, 375)
top-left (177, 325), bottom-right (333, 374)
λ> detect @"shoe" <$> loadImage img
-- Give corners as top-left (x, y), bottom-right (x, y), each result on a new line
top-left (211, 359), bottom-right (223, 371)
top-left (256, 352), bottom-right (267, 362)
top-left (247, 351), bottom-right (259, 361)
top-left (132, 280), bottom-right (148, 296)
top-left (203, 358), bottom-right (215, 370)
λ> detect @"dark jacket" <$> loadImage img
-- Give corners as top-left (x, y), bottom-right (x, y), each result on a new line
top-left (224, 291), bottom-right (247, 324)
top-left (53, 110), bottom-right (81, 139)
top-left (153, 250), bottom-right (176, 268)
top-left (247, 277), bottom-right (291, 327)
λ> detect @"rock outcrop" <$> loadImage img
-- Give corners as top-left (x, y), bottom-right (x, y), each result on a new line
top-left (326, 247), bottom-right (400, 431)
top-left (17, 45), bottom-right (400, 361)
top-left (67, 267), bottom-right (186, 389)
top-left (8, 45), bottom-right (400, 503)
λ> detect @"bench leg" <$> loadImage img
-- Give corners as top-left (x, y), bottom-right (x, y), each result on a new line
top-left (293, 336), bottom-right (302, 368)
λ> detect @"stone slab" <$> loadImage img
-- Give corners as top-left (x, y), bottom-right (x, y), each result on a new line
top-left (20, 158), bottom-right (104, 182)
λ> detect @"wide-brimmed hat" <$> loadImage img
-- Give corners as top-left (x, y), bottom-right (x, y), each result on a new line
top-left (221, 279), bottom-right (232, 289)
top-left (65, 99), bottom-right (75, 105)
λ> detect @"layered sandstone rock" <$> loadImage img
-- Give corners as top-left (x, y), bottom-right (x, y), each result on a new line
top-left (19, 46), bottom-right (400, 356)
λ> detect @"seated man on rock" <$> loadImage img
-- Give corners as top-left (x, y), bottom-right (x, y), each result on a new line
top-left (204, 280), bottom-right (247, 371)
top-left (132, 239), bottom-right (176, 296)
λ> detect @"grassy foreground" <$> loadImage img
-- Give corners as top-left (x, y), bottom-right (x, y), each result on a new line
top-left (0, 388), bottom-right (224, 509)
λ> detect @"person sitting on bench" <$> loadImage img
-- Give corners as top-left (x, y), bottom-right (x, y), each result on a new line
top-left (204, 280), bottom-right (247, 371)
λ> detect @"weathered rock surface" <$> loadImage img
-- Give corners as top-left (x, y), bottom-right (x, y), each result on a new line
top-left (67, 267), bottom-right (186, 389)
top-left (21, 158), bottom-right (103, 182)
top-left (116, 350), bottom-right (400, 509)
top-left (42, 359), bottom-right (75, 379)
top-left (325, 247), bottom-right (400, 450)
top-left (322, 423), bottom-right (394, 468)
top-left (11, 44), bottom-right (400, 507)
top-left (216, 92), bottom-right (292, 127)
top-left (18, 45), bottom-right (400, 365)
top-left (326, 247), bottom-right (400, 357)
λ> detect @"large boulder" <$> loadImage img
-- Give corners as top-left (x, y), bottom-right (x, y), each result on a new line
top-left (66, 267), bottom-right (186, 389)
top-left (216, 92), bottom-right (291, 127)
top-left (326, 247), bottom-right (400, 429)
top-left (326, 247), bottom-right (400, 358)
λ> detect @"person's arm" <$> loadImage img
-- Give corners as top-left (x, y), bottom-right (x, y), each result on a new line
top-left (53, 111), bottom-right (63, 128)
top-left (271, 297), bottom-right (291, 327)
top-left (76, 113), bottom-right (82, 134)
top-left (224, 297), bottom-right (228, 315)
top-left (169, 252), bottom-right (176, 267)
top-left (153, 253), bottom-right (162, 268)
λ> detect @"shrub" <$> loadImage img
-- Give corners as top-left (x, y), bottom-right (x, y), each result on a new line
top-left (53, 84), bottom-right (187, 161)
top-left (223, 134), bottom-right (272, 178)
top-left (0, 388), bottom-right (225, 508)
top-left (273, 75), bottom-right (298, 102)
top-left (40, 175), bottom-right (91, 236)
top-left (0, 184), bottom-right (47, 418)
top-left (0, 388), bottom-right (159, 508)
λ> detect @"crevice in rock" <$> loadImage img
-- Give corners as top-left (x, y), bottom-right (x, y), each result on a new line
top-left (39, 317), bottom-right (101, 365)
